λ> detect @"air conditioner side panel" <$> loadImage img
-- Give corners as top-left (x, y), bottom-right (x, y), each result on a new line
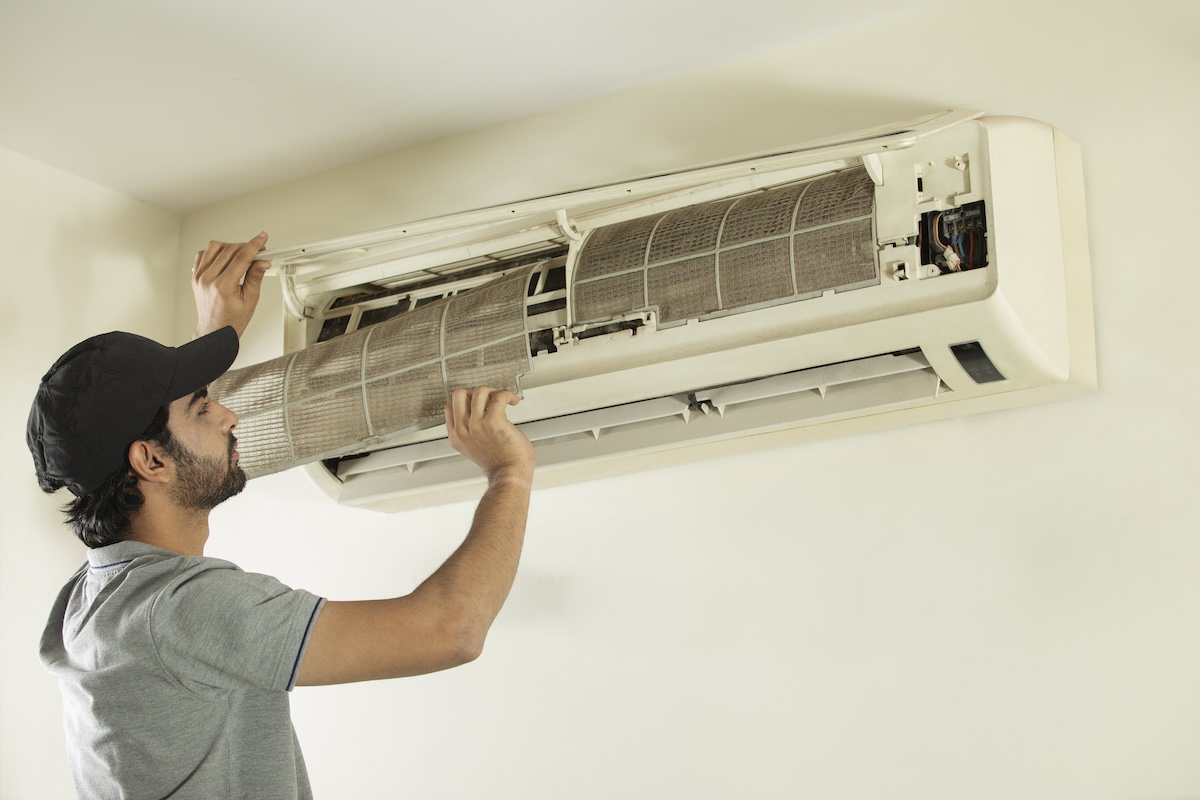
top-left (1053, 127), bottom-right (1097, 392)
top-left (981, 116), bottom-right (1072, 383)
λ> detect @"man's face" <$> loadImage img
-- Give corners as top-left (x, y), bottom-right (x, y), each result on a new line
top-left (164, 389), bottom-right (246, 510)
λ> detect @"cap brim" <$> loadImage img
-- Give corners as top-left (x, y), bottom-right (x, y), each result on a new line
top-left (163, 326), bottom-right (240, 403)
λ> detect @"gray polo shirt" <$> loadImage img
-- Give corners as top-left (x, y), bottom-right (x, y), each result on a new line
top-left (40, 540), bottom-right (326, 799)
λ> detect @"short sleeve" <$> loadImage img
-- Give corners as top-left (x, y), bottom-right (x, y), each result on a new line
top-left (150, 562), bottom-right (324, 692)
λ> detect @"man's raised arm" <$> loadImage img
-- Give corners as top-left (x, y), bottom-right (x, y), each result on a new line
top-left (295, 386), bottom-right (537, 685)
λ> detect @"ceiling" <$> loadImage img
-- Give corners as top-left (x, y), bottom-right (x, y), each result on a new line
top-left (0, 0), bottom-right (940, 212)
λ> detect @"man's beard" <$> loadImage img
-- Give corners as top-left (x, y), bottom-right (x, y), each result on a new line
top-left (167, 434), bottom-right (247, 511)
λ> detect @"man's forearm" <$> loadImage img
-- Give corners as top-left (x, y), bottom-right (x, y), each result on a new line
top-left (295, 388), bottom-right (535, 685)
top-left (417, 467), bottom-right (533, 656)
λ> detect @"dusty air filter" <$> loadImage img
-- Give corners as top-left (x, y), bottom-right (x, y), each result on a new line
top-left (572, 166), bottom-right (878, 325)
top-left (211, 265), bottom-right (535, 478)
top-left (213, 167), bottom-right (878, 481)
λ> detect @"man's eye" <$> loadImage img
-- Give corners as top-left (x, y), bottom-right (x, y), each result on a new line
top-left (198, 402), bottom-right (209, 415)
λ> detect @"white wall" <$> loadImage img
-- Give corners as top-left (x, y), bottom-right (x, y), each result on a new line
top-left (6, 0), bottom-right (1198, 798)
top-left (0, 147), bottom-right (181, 798)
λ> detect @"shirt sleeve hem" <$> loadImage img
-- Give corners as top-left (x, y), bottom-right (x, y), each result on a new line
top-left (287, 597), bottom-right (326, 691)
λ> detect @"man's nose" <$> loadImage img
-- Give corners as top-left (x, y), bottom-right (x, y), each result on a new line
top-left (216, 401), bottom-right (238, 431)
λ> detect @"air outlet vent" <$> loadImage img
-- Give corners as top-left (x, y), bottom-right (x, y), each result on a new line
top-left (333, 351), bottom-right (943, 507)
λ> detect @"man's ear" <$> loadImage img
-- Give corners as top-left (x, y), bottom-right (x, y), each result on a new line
top-left (128, 440), bottom-right (171, 484)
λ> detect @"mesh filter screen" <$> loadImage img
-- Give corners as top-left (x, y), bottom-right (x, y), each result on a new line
top-left (793, 219), bottom-right (877, 295)
top-left (572, 271), bottom-right (644, 321)
top-left (647, 200), bottom-right (736, 263)
top-left (211, 266), bottom-right (534, 478)
top-left (647, 255), bottom-right (719, 322)
top-left (719, 238), bottom-right (794, 308)
top-left (574, 215), bottom-right (662, 278)
top-left (573, 167), bottom-right (878, 325)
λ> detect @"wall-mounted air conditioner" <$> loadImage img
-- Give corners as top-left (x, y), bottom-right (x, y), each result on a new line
top-left (211, 111), bottom-right (1094, 510)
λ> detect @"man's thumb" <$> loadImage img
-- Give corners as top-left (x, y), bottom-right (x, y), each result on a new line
top-left (242, 261), bottom-right (269, 301)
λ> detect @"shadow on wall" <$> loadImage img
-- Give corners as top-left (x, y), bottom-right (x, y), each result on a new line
top-left (510, 80), bottom-right (946, 195)
top-left (416, 79), bottom-right (945, 218)
top-left (230, 80), bottom-right (945, 247)
top-left (31, 206), bottom-right (179, 353)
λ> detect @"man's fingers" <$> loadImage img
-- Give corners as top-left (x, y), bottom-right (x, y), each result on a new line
top-left (470, 387), bottom-right (493, 421)
top-left (190, 231), bottom-right (273, 338)
top-left (193, 242), bottom-right (238, 282)
top-left (234, 233), bottom-right (269, 281)
top-left (444, 387), bottom-right (534, 478)
top-left (241, 260), bottom-right (270, 305)
top-left (192, 240), bottom-right (224, 279)
top-left (218, 234), bottom-right (268, 285)
top-left (193, 233), bottom-right (268, 284)
top-left (468, 388), bottom-right (520, 422)
top-left (445, 387), bottom-right (520, 434)
top-left (448, 388), bottom-right (471, 429)
top-left (484, 390), bottom-right (519, 420)
top-left (445, 387), bottom-right (519, 424)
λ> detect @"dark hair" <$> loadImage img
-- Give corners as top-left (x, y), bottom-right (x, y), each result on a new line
top-left (41, 406), bottom-right (175, 548)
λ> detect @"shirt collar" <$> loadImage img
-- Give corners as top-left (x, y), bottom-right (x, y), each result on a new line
top-left (86, 540), bottom-right (179, 569)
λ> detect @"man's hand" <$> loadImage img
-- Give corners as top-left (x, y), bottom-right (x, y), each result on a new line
top-left (445, 387), bottom-right (536, 484)
top-left (192, 232), bottom-right (271, 339)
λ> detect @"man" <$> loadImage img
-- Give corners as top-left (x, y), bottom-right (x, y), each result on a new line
top-left (30, 233), bottom-right (536, 798)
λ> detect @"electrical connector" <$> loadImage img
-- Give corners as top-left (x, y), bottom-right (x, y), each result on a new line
top-left (942, 245), bottom-right (961, 271)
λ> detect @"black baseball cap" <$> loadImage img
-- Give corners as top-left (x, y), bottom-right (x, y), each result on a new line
top-left (27, 327), bottom-right (240, 497)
